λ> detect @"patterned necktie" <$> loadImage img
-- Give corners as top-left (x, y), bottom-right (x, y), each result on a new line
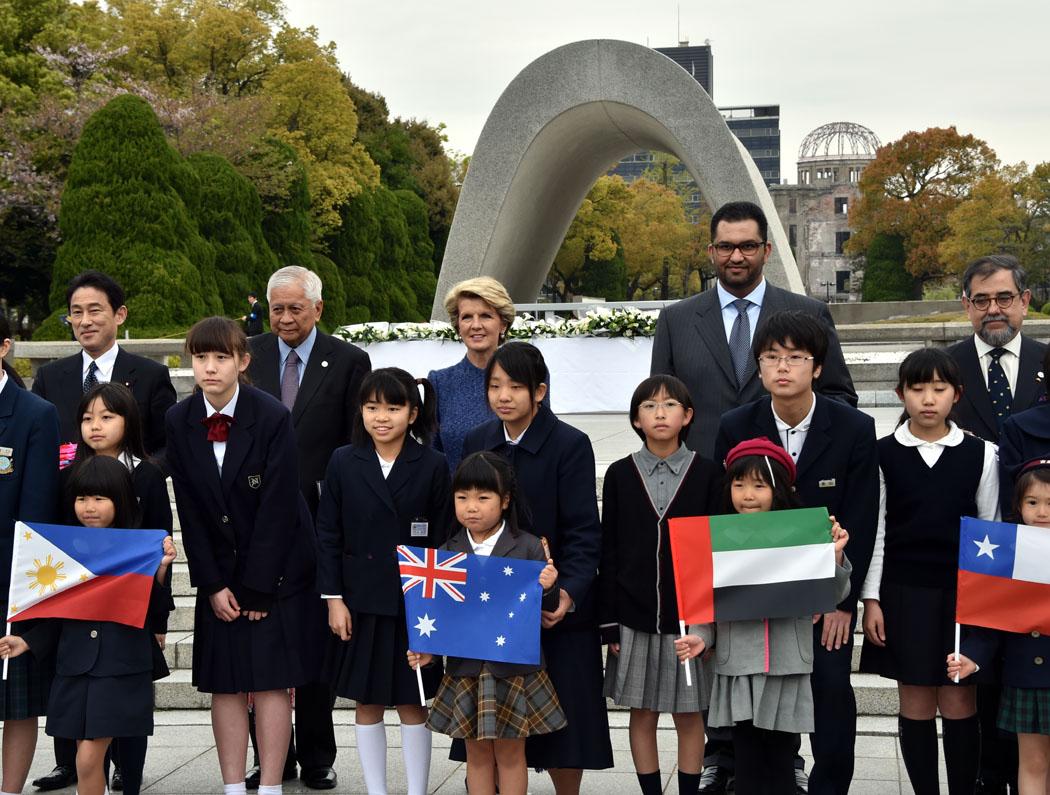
top-left (281, 349), bottom-right (300, 410)
top-left (728, 298), bottom-right (753, 387)
top-left (202, 413), bottom-right (235, 442)
top-left (988, 348), bottom-right (1012, 432)
top-left (83, 361), bottom-right (99, 393)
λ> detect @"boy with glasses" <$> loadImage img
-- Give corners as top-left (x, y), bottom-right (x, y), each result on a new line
top-left (714, 310), bottom-right (879, 795)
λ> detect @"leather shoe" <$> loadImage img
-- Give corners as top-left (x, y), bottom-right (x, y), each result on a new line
top-left (301, 767), bottom-right (338, 790)
top-left (32, 765), bottom-right (77, 791)
top-left (245, 763), bottom-right (297, 791)
top-left (794, 767), bottom-right (809, 793)
top-left (111, 765), bottom-right (124, 791)
top-left (698, 765), bottom-right (732, 794)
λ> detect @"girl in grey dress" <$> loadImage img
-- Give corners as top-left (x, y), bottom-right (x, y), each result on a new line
top-left (676, 439), bottom-right (852, 795)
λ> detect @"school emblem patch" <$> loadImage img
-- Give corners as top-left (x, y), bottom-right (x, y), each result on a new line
top-left (247, 474), bottom-right (262, 489)
top-left (0, 454), bottom-right (12, 475)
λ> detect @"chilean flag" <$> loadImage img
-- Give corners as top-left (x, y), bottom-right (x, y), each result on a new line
top-left (957, 517), bottom-right (1050, 635)
top-left (6, 521), bottom-right (167, 629)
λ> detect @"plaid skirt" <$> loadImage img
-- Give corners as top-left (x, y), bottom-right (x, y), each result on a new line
top-left (998, 686), bottom-right (1050, 735)
top-left (0, 649), bottom-right (51, 720)
top-left (426, 669), bottom-right (567, 740)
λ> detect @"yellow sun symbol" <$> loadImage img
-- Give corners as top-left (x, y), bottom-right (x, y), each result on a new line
top-left (22, 530), bottom-right (32, 541)
top-left (26, 555), bottom-right (67, 595)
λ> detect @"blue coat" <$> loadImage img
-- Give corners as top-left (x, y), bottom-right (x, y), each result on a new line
top-left (164, 386), bottom-right (315, 607)
top-left (0, 382), bottom-right (60, 596)
top-left (998, 403), bottom-right (1050, 516)
top-left (964, 626), bottom-right (1050, 689)
top-left (315, 437), bottom-right (452, 616)
top-left (462, 405), bottom-right (602, 627)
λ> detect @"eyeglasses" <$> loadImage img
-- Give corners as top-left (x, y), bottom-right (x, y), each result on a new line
top-left (711, 241), bottom-right (766, 257)
top-left (757, 353), bottom-right (815, 368)
top-left (638, 400), bottom-right (684, 413)
top-left (966, 292), bottom-right (1021, 311)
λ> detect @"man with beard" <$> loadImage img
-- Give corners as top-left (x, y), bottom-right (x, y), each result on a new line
top-left (946, 254), bottom-right (1042, 795)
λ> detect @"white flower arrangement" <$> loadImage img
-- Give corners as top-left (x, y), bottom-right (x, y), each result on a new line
top-left (334, 307), bottom-right (659, 344)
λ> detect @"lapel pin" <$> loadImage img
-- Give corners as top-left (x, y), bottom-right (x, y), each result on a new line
top-left (321, 360), bottom-right (329, 368)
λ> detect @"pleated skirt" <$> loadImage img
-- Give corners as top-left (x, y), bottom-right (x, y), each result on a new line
top-left (708, 672), bottom-right (813, 734)
top-left (603, 625), bottom-right (708, 712)
top-left (427, 670), bottom-right (567, 740)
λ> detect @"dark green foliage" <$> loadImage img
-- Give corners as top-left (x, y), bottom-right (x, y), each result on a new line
top-left (0, 206), bottom-right (57, 325)
top-left (861, 234), bottom-right (917, 301)
top-left (394, 189), bottom-right (436, 315)
top-left (40, 94), bottom-right (220, 339)
top-left (580, 237), bottom-right (627, 300)
top-left (188, 151), bottom-right (279, 315)
top-left (243, 137), bottom-right (315, 270)
top-left (311, 253), bottom-right (346, 331)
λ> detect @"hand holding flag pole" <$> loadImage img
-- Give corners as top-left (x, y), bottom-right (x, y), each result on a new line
top-left (678, 620), bottom-right (693, 687)
top-left (953, 623), bottom-right (961, 684)
top-left (415, 663), bottom-right (426, 707)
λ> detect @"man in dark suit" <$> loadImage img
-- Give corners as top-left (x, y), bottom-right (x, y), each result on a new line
top-left (715, 311), bottom-right (879, 795)
top-left (651, 201), bottom-right (857, 461)
top-left (947, 254), bottom-right (1039, 795)
top-left (246, 265), bottom-right (370, 791)
top-left (241, 291), bottom-right (265, 337)
top-left (29, 270), bottom-right (176, 792)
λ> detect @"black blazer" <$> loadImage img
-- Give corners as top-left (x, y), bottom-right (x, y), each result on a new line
top-left (998, 403), bottom-right (1050, 516)
top-left (651, 283), bottom-right (857, 458)
top-left (32, 348), bottom-right (177, 457)
top-left (714, 394), bottom-right (879, 612)
top-left (245, 300), bottom-right (265, 336)
top-left (247, 331), bottom-right (371, 515)
top-left (165, 386), bottom-right (315, 609)
top-left (315, 437), bottom-right (452, 616)
top-left (462, 405), bottom-right (602, 628)
top-left (439, 526), bottom-right (559, 678)
top-left (964, 626), bottom-right (1050, 689)
top-left (946, 334), bottom-right (1047, 443)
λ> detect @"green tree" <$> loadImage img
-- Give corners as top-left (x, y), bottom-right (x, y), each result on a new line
top-left (860, 234), bottom-right (916, 301)
top-left (580, 234), bottom-right (627, 300)
top-left (395, 188), bottom-right (436, 314)
top-left (311, 252), bottom-right (345, 330)
top-left (0, 0), bottom-right (69, 111)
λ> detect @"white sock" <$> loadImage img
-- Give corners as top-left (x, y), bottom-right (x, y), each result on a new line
top-left (257, 786), bottom-right (282, 795)
top-left (400, 722), bottom-right (433, 795)
top-left (223, 783), bottom-right (248, 795)
top-left (356, 721), bottom-right (388, 795)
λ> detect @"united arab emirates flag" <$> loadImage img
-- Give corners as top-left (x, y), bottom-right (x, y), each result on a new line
top-left (669, 507), bottom-right (839, 623)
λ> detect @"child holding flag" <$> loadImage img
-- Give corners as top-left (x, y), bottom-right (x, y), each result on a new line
top-left (860, 348), bottom-right (999, 795)
top-left (315, 367), bottom-right (451, 795)
top-left (408, 451), bottom-right (565, 795)
top-left (949, 458), bottom-right (1050, 795)
top-left (675, 439), bottom-right (851, 795)
top-left (597, 375), bottom-right (721, 795)
top-left (0, 456), bottom-right (175, 795)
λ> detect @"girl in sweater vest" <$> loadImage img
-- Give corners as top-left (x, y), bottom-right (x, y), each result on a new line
top-left (860, 348), bottom-right (999, 795)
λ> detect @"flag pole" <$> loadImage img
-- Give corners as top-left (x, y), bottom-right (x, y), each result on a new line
top-left (3, 522), bottom-right (25, 681)
top-left (678, 619), bottom-right (693, 688)
top-left (415, 664), bottom-right (426, 707)
top-left (2, 622), bottom-right (9, 681)
top-left (953, 623), bottom-right (961, 684)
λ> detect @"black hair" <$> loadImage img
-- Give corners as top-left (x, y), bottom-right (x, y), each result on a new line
top-left (894, 348), bottom-right (964, 427)
top-left (248, 291), bottom-right (258, 298)
top-left (1012, 466), bottom-right (1050, 523)
top-left (1042, 346), bottom-right (1050, 399)
top-left (65, 455), bottom-right (141, 529)
top-left (484, 342), bottom-right (549, 403)
top-left (65, 270), bottom-right (125, 313)
top-left (0, 314), bottom-right (11, 340)
top-left (628, 374), bottom-right (695, 444)
top-left (352, 367), bottom-right (437, 447)
top-left (710, 201), bottom-right (768, 242)
top-left (722, 454), bottom-right (801, 513)
top-left (72, 383), bottom-right (147, 466)
top-left (751, 310), bottom-right (829, 368)
top-left (452, 451), bottom-right (527, 536)
top-left (962, 254), bottom-right (1027, 297)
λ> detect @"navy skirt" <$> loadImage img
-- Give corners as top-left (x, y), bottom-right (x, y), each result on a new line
top-left (46, 671), bottom-right (153, 739)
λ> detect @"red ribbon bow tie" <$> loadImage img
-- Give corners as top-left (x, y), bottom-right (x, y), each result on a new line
top-left (202, 413), bottom-right (235, 442)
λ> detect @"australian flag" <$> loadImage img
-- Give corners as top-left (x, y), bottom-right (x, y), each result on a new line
top-left (398, 545), bottom-right (543, 665)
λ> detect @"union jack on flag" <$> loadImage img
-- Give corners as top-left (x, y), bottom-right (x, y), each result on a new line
top-left (398, 545), bottom-right (468, 602)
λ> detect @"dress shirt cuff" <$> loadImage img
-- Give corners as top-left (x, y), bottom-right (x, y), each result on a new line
top-left (322, 594), bottom-right (342, 600)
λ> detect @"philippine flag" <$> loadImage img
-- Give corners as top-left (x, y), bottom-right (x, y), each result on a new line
top-left (957, 517), bottom-right (1050, 635)
top-left (6, 521), bottom-right (168, 629)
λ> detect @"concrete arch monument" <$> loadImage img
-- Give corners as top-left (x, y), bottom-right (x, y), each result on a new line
top-left (432, 39), bottom-right (804, 318)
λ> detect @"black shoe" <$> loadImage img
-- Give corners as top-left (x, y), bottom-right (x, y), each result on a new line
top-left (246, 763), bottom-right (298, 791)
top-left (301, 767), bottom-right (338, 790)
top-left (794, 768), bottom-right (809, 794)
top-left (32, 765), bottom-right (77, 791)
top-left (698, 765), bottom-right (731, 794)
top-left (111, 765), bottom-right (124, 791)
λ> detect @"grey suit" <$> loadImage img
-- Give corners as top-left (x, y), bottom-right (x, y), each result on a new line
top-left (651, 284), bottom-right (858, 458)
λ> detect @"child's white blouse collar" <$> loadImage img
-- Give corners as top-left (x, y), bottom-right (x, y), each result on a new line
top-left (894, 419), bottom-right (964, 448)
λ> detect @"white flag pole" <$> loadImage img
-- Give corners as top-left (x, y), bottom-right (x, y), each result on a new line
top-left (953, 623), bottom-right (961, 684)
top-left (3, 522), bottom-right (26, 681)
top-left (415, 664), bottom-right (426, 707)
top-left (679, 619), bottom-right (693, 688)
top-left (2, 621), bottom-right (10, 681)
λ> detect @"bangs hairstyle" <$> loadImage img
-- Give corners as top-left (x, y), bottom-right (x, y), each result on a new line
top-left (722, 454), bottom-right (801, 513)
top-left (628, 375), bottom-right (695, 444)
top-left (1012, 466), bottom-right (1050, 522)
top-left (751, 310), bottom-right (829, 368)
top-left (485, 342), bottom-right (548, 399)
top-left (72, 383), bottom-right (147, 466)
top-left (443, 277), bottom-right (516, 330)
top-left (452, 451), bottom-right (526, 536)
top-left (352, 367), bottom-right (438, 447)
top-left (65, 455), bottom-right (141, 529)
top-left (185, 316), bottom-right (249, 358)
top-left (895, 348), bottom-right (963, 426)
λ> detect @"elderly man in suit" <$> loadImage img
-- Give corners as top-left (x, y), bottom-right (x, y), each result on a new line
top-left (246, 265), bottom-right (371, 791)
top-left (651, 201), bottom-right (857, 794)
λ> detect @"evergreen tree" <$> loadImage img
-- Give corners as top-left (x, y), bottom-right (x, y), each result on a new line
top-left (860, 234), bottom-right (917, 301)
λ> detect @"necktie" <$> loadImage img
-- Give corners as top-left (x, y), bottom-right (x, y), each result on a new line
top-left (202, 413), bottom-right (235, 442)
top-left (83, 361), bottom-right (99, 393)
top-left (988, 348), bottom-right (1012, 432)
top-left (728, 298), bottom-right (753, 387)
top-left (281, 349), bottom-right (300, 410)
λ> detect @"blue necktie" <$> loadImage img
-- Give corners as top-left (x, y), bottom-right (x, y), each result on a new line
top-left (987, 348), bottom-right (1011, 432)
top-left (83, 361), bottom-right (99, 393)
top-left (729, 299), bottom-right (753, 388)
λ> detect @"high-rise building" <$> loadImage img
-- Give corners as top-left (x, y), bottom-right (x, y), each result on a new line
top-left (654, 43), bottom-right (713, 96)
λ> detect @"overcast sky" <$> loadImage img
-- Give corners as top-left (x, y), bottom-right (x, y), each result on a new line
top-left (285, 0), bottom-right (1050, 179)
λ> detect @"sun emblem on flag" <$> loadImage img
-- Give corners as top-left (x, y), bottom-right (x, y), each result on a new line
top-left (26, 554), bottom-right (67, 594)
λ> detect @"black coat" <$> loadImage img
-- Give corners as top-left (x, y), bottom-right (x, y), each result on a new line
top-left (714, 394), bottom-right (879, 612)
top-left (247, 331), bottom-right (371, 516)
top-left (315, 438), bottom-right (452, 616)
top-left (947, 334), bottom-right (1047, 444)
top-left (462, 405), bottom-right (602, 628)
top-left (245, 300), bottom-right (265, 336)
top-left (964, 626), bottom-right (1050, 689)
top-left (165, 386), bottom-right (315, 609)
top-left (998, 403), bottom-right (1050, 516)
top-left (32, 348), bottom-right (177, 458)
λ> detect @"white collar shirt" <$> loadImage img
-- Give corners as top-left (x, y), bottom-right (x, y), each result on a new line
top-left (772, 395), bottom-right (816, 463)
top-left (503, 424), bottom-right (529, 446)
top-left (716, 278), bottom-right (766, 345)
top-left (203, 386), bottom-right (239, 472)
top-left (973, 333), bottom-right (1023, 393)
top-left (469, 522), bottom-right (506, 557)
top-left (376, 451), bottom-right (395, 479)
top-left (82, 343), bottom-right (120, 384)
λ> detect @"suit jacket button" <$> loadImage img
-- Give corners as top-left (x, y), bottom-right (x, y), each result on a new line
top-left (1036, 657), bottom-right (1045, 665)
top-left (367, 553), bottom-right (373, 560)
top-left (222, 515), bottom-right (229, 523)
top-left (1033, 631), bottom-right (1041, 638)
top-left (90, 630), bottom-right (98, 639)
